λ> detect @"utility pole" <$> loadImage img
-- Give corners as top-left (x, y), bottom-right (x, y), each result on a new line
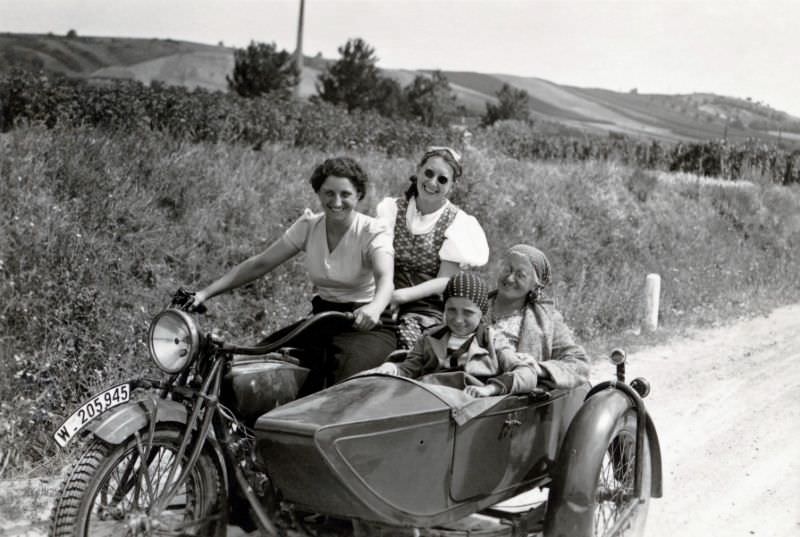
top-left (294, 0), bottom-right (305, 97)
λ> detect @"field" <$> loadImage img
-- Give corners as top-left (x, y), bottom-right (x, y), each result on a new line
top-left (4, 32), bottom-right (800, 145)
top-left (2, 121), bottom-right (800, 479)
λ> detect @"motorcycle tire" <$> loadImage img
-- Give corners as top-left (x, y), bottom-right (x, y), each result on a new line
top-left (50, 427), bottom-right (223, 537)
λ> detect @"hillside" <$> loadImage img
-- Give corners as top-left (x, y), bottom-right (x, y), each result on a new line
top-left (2, 32), bottom-right (799, 145)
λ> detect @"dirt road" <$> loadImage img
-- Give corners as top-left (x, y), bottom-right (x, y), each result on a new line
top-left (2, 304), bottom-right (799, 537)
top-left (600, 303), bottom-right (800, 537)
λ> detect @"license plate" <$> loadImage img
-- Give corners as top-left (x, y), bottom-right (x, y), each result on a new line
top-left (53, 383), bottom-right (131, 448)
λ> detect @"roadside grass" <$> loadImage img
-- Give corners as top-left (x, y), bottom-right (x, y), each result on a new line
top-left (2, 126), bottom-right (800, 477)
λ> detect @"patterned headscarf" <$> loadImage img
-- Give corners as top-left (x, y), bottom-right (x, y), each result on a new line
top-left (507, 244), bottom-right (552, 288)
top-left (443, 272), bottom-right (489, 313)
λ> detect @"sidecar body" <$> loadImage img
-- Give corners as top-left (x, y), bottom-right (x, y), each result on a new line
top-left (254, 374), bottom-right (587, 527)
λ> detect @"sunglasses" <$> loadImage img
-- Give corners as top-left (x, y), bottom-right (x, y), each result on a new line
top-left (423, 168), bottom-right (451, 185)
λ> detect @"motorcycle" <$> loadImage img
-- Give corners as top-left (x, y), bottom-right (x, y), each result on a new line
top-left (50, 290), bottom-right (662, 537)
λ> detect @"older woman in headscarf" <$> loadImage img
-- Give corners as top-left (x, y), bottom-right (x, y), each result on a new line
top-left (485, 244), bottom-right (590, 389)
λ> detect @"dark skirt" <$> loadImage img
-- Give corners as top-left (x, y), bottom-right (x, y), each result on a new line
top-left (259, 296), bottom-right (396, 394)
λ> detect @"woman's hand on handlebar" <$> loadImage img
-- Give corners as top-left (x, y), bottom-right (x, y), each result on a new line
top-left (352, 302), bottom-right (383, 331)
top-left (171, 288), bottom-right (207, 314)
top-left (190, 290), bottom-right (208, 311)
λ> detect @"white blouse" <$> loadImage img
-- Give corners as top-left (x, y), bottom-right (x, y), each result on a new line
top-left (281, 210), bottom-right (393, 303)
top-left (375, 197), bottom-right (489, 268)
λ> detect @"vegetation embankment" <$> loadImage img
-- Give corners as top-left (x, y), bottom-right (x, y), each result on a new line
top-left (2, 70), bottom-right (800, 185)
top-left (2, 125), bottom-right (800, 476)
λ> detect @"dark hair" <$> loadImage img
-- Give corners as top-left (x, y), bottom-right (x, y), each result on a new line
top-left (404, 147), bottom-right (463, 200)
top-left (310, 157), bottom-right (368, 200)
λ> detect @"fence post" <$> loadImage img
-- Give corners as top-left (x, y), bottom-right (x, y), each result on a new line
top-left (643, 273), bottom-right (661, 333)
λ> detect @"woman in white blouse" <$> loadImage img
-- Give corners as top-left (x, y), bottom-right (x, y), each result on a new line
top-left (376, 146), bottom-right (489, 349)
top-left (191, 157), bottom-right (395, 391)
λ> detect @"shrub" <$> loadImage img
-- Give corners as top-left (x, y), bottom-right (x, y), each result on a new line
top-left (482, 83), bottom-right (531, 126)
top-left (227, 40), bottom-right (299, 98)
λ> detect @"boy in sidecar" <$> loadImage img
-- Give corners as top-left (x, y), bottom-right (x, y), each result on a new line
top-left (366, 272), bottom-right (538, 397)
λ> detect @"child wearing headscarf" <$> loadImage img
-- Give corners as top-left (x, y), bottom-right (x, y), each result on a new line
top-left (368, 272), bottom-right (539, 397)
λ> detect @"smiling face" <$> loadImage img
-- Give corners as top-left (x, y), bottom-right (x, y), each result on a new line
top-left (444, 296), bottom-right (483, 337)
top-left (317, 175), bottom-right (358, 224)
top-left (415, 155), bottom-right (455, 205)
top-left (496, 252), bottom-right (540, 302)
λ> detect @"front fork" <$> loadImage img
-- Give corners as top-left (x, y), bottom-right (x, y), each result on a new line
top-left (123, 359), bottom-right (281, 536)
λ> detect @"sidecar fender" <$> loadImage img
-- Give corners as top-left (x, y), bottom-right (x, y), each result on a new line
top-left (545, 386), bottom-right (663, 537)
top-left (87, 398), bottom-right (188, 445)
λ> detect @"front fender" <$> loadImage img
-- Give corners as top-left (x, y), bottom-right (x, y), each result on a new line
top-left (87, 398), bottom-right (188, 445)
top-left (544, 386), bottom-right (663, 537)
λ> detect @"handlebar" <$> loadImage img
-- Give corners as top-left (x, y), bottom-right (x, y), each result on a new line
top-left (222, 311), bottom-right (355, 356)
top-left (171, 288), bottom-right (206, 314)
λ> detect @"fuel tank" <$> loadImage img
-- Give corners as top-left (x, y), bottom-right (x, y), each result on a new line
top-left (221, 357), bottom-right (309, 424)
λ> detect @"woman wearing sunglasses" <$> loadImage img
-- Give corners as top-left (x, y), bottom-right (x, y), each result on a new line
top-left (376, 146), bottom-right (489, 349)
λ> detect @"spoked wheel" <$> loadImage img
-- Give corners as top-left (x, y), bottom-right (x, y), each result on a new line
top-left (50, 428), bottom-right (224, 537)
top-left (592, 411), bottom-right (651, 537)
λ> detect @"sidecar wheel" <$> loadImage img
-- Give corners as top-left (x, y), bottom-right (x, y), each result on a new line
top-left (50, 427), bottom-right (223, 537)
top-left (592, 411), bottom-right (651, 537)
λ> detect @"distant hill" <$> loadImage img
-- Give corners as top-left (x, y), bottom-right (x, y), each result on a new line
top-left (3, 32), bottom-right (799, 145)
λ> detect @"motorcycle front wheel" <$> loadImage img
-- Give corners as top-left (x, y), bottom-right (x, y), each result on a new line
top-left (50, 427), bottom-right (224, 537)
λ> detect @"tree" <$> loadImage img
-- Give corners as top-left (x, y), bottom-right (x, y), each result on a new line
top-left (482, 83), bottom-right (530, 126)
top-left (66, 29), bottom-right (78, 38)
top-left (373, 77), bottom-right (407, 118)
top-left (404, 70), bottom-right (458, 127)
top-left (316, 38), bottom-right (385, 112)
top-left (227, 41), bottom-right (299, 98)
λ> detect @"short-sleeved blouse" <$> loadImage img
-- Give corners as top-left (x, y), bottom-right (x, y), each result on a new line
top-left (281, 210), bottom-right (393, 303)
top-left (375, 197), bottom-right (489, 268)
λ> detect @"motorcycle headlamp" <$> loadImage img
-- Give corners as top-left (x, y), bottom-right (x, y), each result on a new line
top-left (148, 309), bottom-right (200, 374)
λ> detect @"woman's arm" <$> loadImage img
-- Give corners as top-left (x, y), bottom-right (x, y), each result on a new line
top-left (492, 346), bottom-right (539, 394)
top-left (353, 249), bottom-right (394, 330)
top-left (541, 312), bottom-right (591, 388)
top-left (539, 313), bottom-right (589, 388)
top-left (195, 239), bottom-right (298, 304)
top-left (391, 260), bottom-right (460, 307)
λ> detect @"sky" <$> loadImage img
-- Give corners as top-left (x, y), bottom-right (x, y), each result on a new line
top-left (3, 0), bottom-right (799, 117)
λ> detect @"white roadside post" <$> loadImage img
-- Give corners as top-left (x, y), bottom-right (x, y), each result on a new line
top-left (643, 273), bottom-right (661, 333)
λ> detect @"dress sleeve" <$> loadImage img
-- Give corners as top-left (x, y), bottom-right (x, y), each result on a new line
top-left (280, 208), bottom-right (317, 252)
top-left (439, 210), bottom-right (490, 268)
top-left (374, 197), bottom-right (399, 242)
top-left (364, 217), bottom-right (395, 261)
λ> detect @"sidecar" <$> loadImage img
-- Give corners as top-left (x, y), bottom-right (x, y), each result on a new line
top-left (254, 370), bottom-right (662, 535)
